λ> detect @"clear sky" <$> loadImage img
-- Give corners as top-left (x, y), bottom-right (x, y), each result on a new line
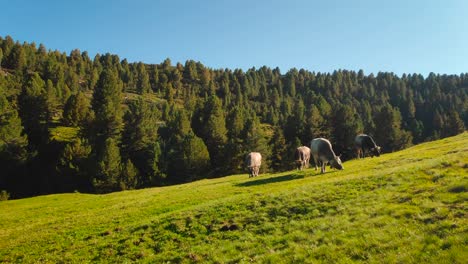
top-left (1, 0), bottom-right (467, 75)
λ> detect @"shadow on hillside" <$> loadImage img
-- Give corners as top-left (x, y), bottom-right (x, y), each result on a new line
top-left (235, 173), bottom-right (305, 187)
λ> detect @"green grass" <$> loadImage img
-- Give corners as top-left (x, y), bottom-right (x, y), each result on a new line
top-left (49, 126), bottom-right (80, 143)
top-left (1, 133), bottom-right (467, 263)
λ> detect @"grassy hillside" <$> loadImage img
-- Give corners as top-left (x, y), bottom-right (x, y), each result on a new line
top-left (1, 133), bottom-right (467, 263)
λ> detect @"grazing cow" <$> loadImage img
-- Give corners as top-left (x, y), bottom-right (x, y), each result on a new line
top-left (246, 152), bottom-right (262, 178)
top-left (310, 138), bottom-right (343, 174)
top-left (295, 146), bottom-right (311, 170)
top-left (355, 134), bottom-right (381, 158)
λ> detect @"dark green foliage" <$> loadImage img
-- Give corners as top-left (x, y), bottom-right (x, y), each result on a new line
top-left (94, 137), bottom-right (122, 193)
top-left (57, 138), bottom-right (92, 191)
top-left (332, 105), bottom-right (363, 158)
top-left (0, 49), bottom-right (3, 68)
top-left (193, 95), bottom-right (228, 171)
top-left (122, 98), bottom-right (162, 186)
top-left (4, 44), bottom-right (26, 71)
top-left (0, 87), bottom-right (27, 160)
top-left (444, 111), bottom-right (465, 137)
top-left (136, 62), bottom-right (150, 94)
top-left (120, 159), bottom-right (138, 190)
top-left (168, 132), bottom-right (210, 183)
top-left (374, 104), bottom-right (413, 152)
top-left (163, 109), bottom-right (210, 183)
top-left (63, 92), bottom-right (91, 126)
top-left (0, 35), bottom-right (466, 198)
top-left (270, 127), bottom-right (289, 171)
top-left (0, 87), bottom-right (28, 193)
top-left (91, 69), bottom-right (123, 140)
top-left (18, 73), bottom-right (50, 149)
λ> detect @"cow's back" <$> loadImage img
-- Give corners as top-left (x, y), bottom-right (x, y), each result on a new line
top-left (355, 134), bottom-right (376, 149)
top-left (246, 152), bottom-right (262, 167)
top-left (296, 146), bottom-right (311, 160)
top-left (311, 138), bottom-right (334, 159)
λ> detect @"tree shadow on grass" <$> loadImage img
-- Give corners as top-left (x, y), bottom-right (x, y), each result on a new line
top-left (235, 173), bottom-right (306, 187)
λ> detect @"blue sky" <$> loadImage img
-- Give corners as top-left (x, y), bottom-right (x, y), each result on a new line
top-left (1, 0), bottom-right (467, 75)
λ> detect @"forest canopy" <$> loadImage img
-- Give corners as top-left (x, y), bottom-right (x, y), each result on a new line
top-left (0, 35), bottom-right (466, 198)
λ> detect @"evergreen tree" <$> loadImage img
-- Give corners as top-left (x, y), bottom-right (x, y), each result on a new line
top-left (374, 104), bottom-right (412, 152)
top-left (122, 98), bottom-right (161, 186)
top-left (63, 92), bottom-right (91, 126)
top-left (331, 105), bottom-right (363, 158)
top-left (57, 138), bottom-right (92, 192)
top-left (5, 44), bottom-right (26, 71)
top-left (171, 132), bottom-right (210, 182)
top-left (91, 69), bottom-right (123, 140)
top-left (120, 159), bottom-right (138, 190)
top-left (94, 137), bottom-right (122, 193)
top-left (0, 87), bottom-right (28, 160)
top-left (163, 109), bottom-right (209, 182)
top-left (270, 126), bottom-right (289, 171)
top-left (0, 86), bottom-right (28, 192)
top-left (196, 95), bottom-right (228, 171)
top-left (136, 62), bottom-right (151, 94)
top-left (18, 73), bottom-right (50, 149)
top-left (444, 111), bottom-right (465, 137)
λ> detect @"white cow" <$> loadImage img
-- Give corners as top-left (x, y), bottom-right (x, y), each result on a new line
top-left (246, 152), bottom-right (262, 178)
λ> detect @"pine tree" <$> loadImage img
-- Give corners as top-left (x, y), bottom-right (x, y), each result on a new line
top-left (63, 92), bottom-right (91, 126)
top-left (94, 137), bottom-right (121, 193)
top-left (122, 98), bottom-right (162, 186)
top-left (163, 109), bottom-right (209, 182)
top-left (136, 62), bottom-right (151, 94)
top-left (120, 159), bottom-right (138, 190)
top-left (176, 132), bottom-right (210, 182)
top-left (197, 95), bottom-right (228, 171)
top-left (331, 105), bottom-right (363, 157)
top-left (270, 126), bottom-right (288, 171)
top-left (91, 69), bottom-right (123, 140)
top-left (444, 110), bottom-right (465, 137)
top-left (374, 104), bottom-right (412, 152)
top-left (57, 138), bottom-right (92, 192)
top-left (0, 49), bottom-right (3, 69)
top-left (5, 44), bottom-right (26, 71)
top-left (18, 73), bottom-right (50, 149)
top-left (0, 87), bottom-right (28, 162)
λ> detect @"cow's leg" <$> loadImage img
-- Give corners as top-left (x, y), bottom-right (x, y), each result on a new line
top-left (313, 155), bottom-right (318, 171)
top-left (321, 161), bottom-right (326, 173)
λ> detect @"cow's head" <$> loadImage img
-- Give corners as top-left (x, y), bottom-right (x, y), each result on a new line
top-left (370, 146), bottom-right (381, 157)
top-left (295, 160), bottom-right (303, 170)
top-left (330, 155), bottom-right (344, 170)
top-left (247, 166), bottom-right (254, 178)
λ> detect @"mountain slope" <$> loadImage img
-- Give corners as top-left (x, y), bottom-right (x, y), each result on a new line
top-left (1, 133), bottom-right (467, 263)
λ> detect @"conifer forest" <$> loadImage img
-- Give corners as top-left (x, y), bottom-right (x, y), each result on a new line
top-left (0, 36), bottom-right (466, 198)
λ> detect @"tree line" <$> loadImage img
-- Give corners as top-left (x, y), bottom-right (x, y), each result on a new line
top-left (0, 35), bottom-right (466, 199)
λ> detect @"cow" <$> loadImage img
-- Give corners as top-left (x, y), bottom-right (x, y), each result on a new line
top-left (310, 138), bottom-right (344, 174)
top-left (246, 152), bottom-right (262, 178)
top-left (355, 134), bottom-right (381, 158)
top-left (295, 146), bottom-right (311, 170)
